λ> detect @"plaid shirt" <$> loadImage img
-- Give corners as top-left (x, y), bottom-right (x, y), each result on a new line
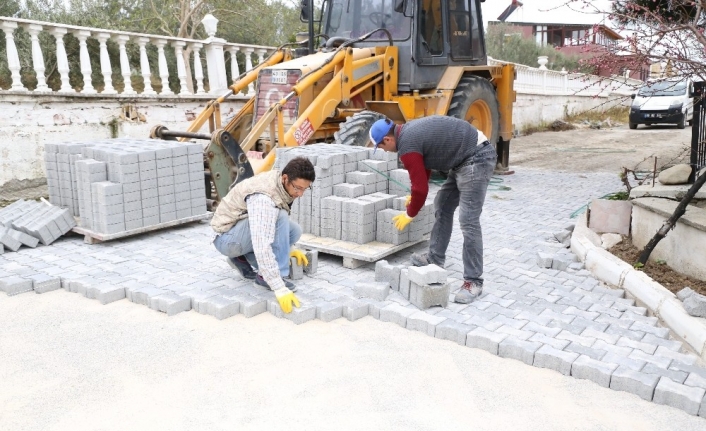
top-left (246, 193), bottom-right (286, 291)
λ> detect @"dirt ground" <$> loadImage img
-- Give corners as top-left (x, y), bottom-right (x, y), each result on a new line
top-left (510, 123), bottom-right (692, 174)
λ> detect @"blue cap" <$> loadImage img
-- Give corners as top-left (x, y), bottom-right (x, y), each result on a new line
top-left (369, 119), bottom-right (394, 153)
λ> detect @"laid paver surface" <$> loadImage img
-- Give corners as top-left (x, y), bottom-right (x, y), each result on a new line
top-left (2, 167), bottom-right (706, 416)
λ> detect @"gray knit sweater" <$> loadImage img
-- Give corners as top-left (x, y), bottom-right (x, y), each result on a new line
top-left (396, 116), bottom-right (479, 171)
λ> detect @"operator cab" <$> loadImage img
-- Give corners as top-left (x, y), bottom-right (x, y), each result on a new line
top-left (305, 0), bottom-right (488, 91)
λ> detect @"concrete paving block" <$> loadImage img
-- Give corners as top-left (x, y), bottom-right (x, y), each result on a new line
top-left (409, 281), bottom-right (449, 309)
top-left (653, 377), bottom-right (705, 415)
top-left (89, 284), bottom-right (126, 304)
top-left (236, 295), bottom-right (268, 318)
top-left (534, 345), bottom-right (579, 376)
top-left (466, 327), bottom-right (509, 355)
top-left (571, 354), bottom-right (618, 387)
top-left (198, 296), bottom-right (240, 320)
top-left (406, 311), bottom-right (446, 337)
top-left (342, 299), bottom-right (369, 321)
top-left (642, 334), bottom-right (683, 352)
top-left (129, 286), bottom-right (168, 306)
top-left (379, 303), bottom-right (416, 327)
top-left (654, 346), bottom-right (698, 366)
top-left (7, 228), bottom-right (39, 248)
top-left (0, 227), bottom-right (22, 251)
top-left (0, 276), bottom-right (34, 296)
top-left (435, 320), bottom-right (476, 345)
top-left (354, 281), bottom-right (390, 301)
top-left (407, 264), bottom-right (448, 285)
top-left (316, 302), bottom-right (343, 322)
top-left (609, 366), bottom-right (660, 401)
top-left (150, 292), bottom-right (192, 316)
top-left (642, 363), bottom-right (689, 384)
top-left (628, 349), bottom-right (672, 369)
top-left (498, 336), bottom-right (542, 365)
top-left (563, 342), bottom-right (607, 361)
top-left (30, 274), bottom-right (61, 294)
top-left (304, 250), bottom-right (318, 274)
top-left (289, 257), bottom-right (304, 280)
top-left (685, 373), bottom-right (706, 390)
top-left (536, 252), bottom-right (553, 268)
top-left (398, 269), bottom-right (411, 299)
top-left (375, 260), bottom-right (402, 290)
top-left (616, 337), bottom-right (657, 354)
top-left (267, 298), bottom-right (317, 324)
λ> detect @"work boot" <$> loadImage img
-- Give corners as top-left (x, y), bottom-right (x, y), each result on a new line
top-left (454, 281), bottom-right (483, 304)
top-left (254, 274), bottom-right (297, 292)
top-left (227, 256), bottom-right (256, 280)
top-left (410, 252), bottom-right (431, 267)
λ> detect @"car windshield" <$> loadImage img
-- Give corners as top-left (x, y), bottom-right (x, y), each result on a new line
top-left (323, 0), bottom-right (412, 41)
top-left (638, 81), bottom-right (687, 97)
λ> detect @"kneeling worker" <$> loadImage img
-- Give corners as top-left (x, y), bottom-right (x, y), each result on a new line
top-left (211, 157), bottom-right (315, 313)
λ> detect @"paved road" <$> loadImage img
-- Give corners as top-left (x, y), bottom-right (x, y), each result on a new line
top-left (2, 168), bottom-right (706, 430)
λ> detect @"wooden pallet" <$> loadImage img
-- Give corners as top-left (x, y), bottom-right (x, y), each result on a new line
top-left (72, 213), bottom-right (211, 244)
top-left (297, 233), bottom-right (429, 268)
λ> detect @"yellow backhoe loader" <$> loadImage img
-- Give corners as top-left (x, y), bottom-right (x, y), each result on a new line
top-left (149, 0), bottom-right (515, 209)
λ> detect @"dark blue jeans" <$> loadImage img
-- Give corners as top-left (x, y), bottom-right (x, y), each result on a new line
top-left (428, 142), bottom-right (497, 285)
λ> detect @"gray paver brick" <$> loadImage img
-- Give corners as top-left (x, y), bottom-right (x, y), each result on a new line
top-left (616, 337), bottom-right (657, 354)
top-left (435, 320), bottom-right (476, 345)
top-left (129, 286), bottom-right (168, 306)
top-left (629, 350), bottom-right (672, 369)
top-left (642, 363), bottom-right (688, 384)
top-left (556, 330), bottom-right (596, 347)
top-left (406, 311), bottom-right (446, 337)
top-left (610, 366), bottom-right (660, 401)
top-left (523, 321), bottom-right (561, 337)
top-left (605, 324), bottom-right (645, 342)
top-left (466, 327), bottom-right (509, 355)
top-left (632, 322), bottom-right (670, 339)
top-left (571, 354), bottom-right (618, 387)
top-left (642, 334), bottom-right (683, 352)
top-left (603, 352), bottom-right (646, 371)
top-left (497, 324), bottom-right (534, 340)
top-left (316, 302), bottom-right (343, 322)
top-left (0, 276), bottom-right (34, 296)
top-left (653, 378), bottom-right (705, 416)
top-left (654, 346), bottom-right (698, 365)
top-left (379, 303), bottom-right (416, 328)
top-left (498, 336), bottom-right (542, 365)
top-left (684, 373), bottom-right (706, 390)
top-left (581, 328), bottom-right (620, 345)
top-left (354, 281), bottom-right (390, 301)
top-left (534, 345), bottom-right (579, 376)
top-left (564, 342), bottom-right (607, 361)
top-left (592, 339), bottom-right (633, 357)
top-left (267, 298), bottom-right (317, 324)
top-left (149, 292), bottom-right (191, 316)
top-left (91, 284), bottom-right (126, 304)
top-left (342, 299), bottom-right (369, 321)
top-left (529, 333), bottom-right (570, 350)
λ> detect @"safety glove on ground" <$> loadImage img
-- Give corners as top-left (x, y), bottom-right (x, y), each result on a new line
top-left (392, 213), bottom-right (414, 231)
top-left (405, 195), bottom-right (412, 207)
top-left (289, 249), bottom-right (309, 266)
top-left (274, 287), bottom-right (300, 313)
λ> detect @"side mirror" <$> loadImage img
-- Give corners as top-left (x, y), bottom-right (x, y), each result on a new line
top-left (300, 0), bottom-right (310, 22)
top-left (631, 94), bottom-right (636, 99)
top-left (394, 0), bottom-right (406, 13)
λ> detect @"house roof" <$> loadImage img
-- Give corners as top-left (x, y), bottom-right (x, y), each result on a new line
top-left (486, 0), bottom-right (613, 27)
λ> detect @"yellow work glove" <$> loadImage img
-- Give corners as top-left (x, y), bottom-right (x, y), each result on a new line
top-left (392, 213), bottom-right (414, 231)
top-left (405, 195), bottom-right (412, 207)
top-left (290, 249), bottom-right (309, 266)
top-left (275, 287), bottom-right (300, 314)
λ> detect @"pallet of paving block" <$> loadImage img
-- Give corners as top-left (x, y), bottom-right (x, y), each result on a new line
top-left (297, 233), bottom-right (429, 269)
top-left (71, 213), bottom-right (212, 244)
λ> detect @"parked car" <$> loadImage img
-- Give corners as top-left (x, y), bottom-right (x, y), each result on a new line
top-left (629, 79), bottom-right (694, 129)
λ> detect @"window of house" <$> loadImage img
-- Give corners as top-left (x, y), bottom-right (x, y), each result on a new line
top-left (535, 25), bottom-right (547, 46)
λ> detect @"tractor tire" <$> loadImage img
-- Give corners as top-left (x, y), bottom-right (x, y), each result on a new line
top-left (334, 110), bottom-right (387, 147)
top-left (447, 75), bottom-right (500, 145)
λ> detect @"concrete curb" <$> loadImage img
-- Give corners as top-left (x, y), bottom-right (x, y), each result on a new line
top-left (571, 211), bottom-right (706, 360)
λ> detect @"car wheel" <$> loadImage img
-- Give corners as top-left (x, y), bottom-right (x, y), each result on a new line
top-left (677, 116), bottom-right (686, 129)
top-left (629, 123), bottom-right (637, 130)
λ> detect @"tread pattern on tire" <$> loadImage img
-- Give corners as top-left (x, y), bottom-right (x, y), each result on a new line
top-left (333, 110), bottom-right (386, 146)
top-left (446, 75), bottom-right (500, 144)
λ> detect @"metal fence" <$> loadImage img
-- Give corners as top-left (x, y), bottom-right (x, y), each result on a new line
top-left (691, 81), bottom-right (706, 183)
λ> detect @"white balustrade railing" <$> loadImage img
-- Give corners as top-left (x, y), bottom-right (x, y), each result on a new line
top-left (488, 56), bottom-right (644, 97)
top-left (0, 15), bottom-right (275, 96)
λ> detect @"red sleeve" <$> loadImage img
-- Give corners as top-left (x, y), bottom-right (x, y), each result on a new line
top-left (399, 152), bottom-right (428, 218)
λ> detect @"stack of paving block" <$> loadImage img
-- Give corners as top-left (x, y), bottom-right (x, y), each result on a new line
top-left (0, 199), bottom-right (76, 252)
top-left (44, 138), bottom-right (207, 235)
top-left (381, 263), bottom-right (449, 309)
top-left (272, 144), bottom-right (433, 245)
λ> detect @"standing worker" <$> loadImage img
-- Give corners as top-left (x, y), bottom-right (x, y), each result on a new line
top-left (369, 116), bottom-right (497, 304)
top-left (210, 157), bottom-right (315, 313)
